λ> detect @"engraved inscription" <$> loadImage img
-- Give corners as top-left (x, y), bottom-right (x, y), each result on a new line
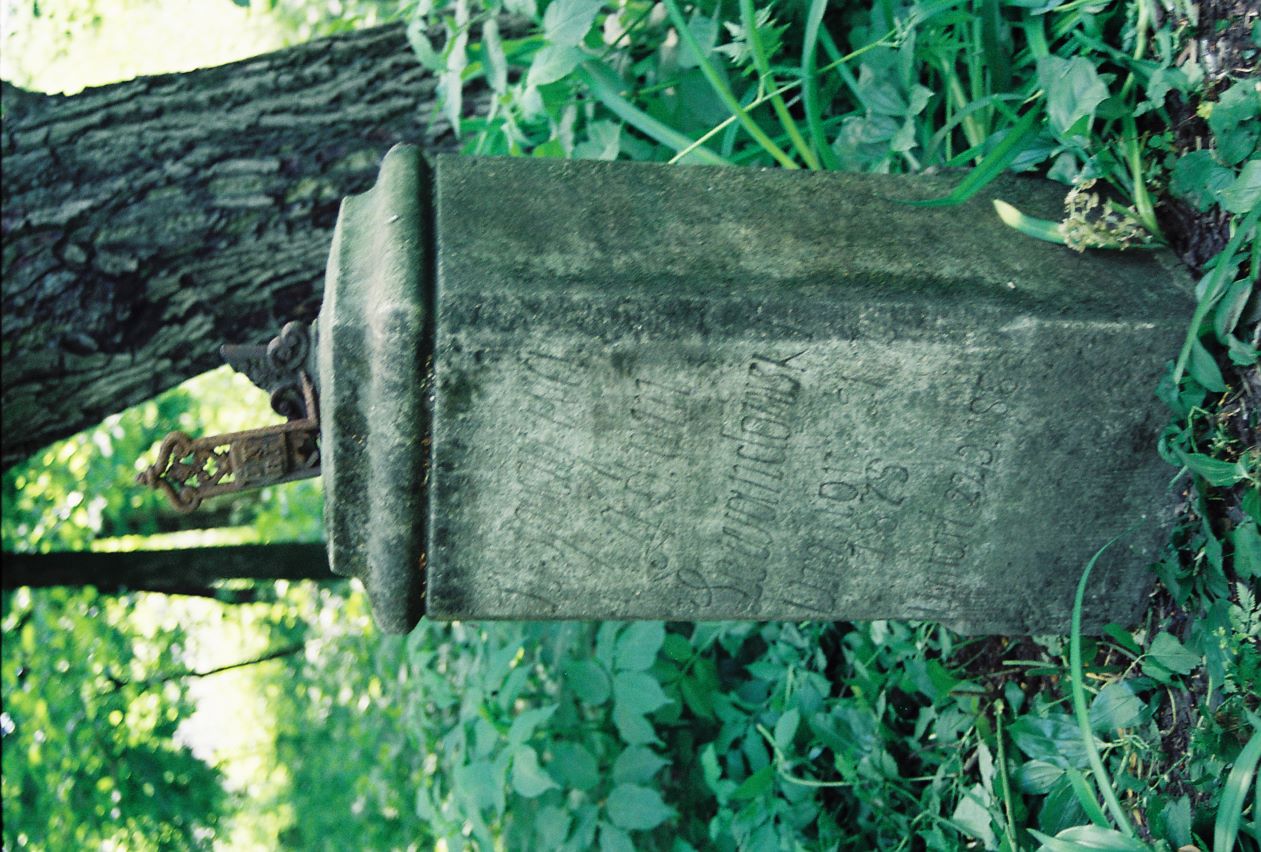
top-left (703, 352), bottom-right (806, 612)
top-left (505, 349), bottom-right (687, 605)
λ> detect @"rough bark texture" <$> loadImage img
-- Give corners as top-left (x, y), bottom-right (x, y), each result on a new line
top-left (1, 543), bottom-right (331, 594)
top-left (2, 22), bottom-right (491, 470)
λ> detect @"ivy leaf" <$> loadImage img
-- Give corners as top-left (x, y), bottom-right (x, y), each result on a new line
top-left (605, 783), bottom-right (674, 830)
top-left (614, 622), bottom-right (665, 671)
top-left (613, 746), bottom-right (670, 784)
top-left (511, 746), bottom-right (559, 798)
top-left (542, 0), bottom-right (603, 47)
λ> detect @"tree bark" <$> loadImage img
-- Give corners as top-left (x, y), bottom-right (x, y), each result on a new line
top-left (1, 542), bottom-right (332, 594)
top-left (1, 22), bottom-right (492, 470)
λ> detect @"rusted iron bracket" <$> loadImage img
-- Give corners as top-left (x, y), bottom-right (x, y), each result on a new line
top-left (137, 321), bottom-right (320, 513)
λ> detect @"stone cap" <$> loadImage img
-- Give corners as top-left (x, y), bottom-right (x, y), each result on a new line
top-left (319, 144), bottom-right (429, 634)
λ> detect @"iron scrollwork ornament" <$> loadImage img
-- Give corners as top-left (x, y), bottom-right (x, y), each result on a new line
top-left (136, 321), bottom-right (321, 513)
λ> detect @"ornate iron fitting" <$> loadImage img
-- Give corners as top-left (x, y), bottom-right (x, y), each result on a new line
top-left (136, 321), bottom-right (321, 513)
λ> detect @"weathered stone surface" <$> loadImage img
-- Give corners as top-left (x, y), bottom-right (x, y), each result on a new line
top-left (319, 145), bottom-right (428, 634)
top-left (325, 144), bottom-right (1193, 634)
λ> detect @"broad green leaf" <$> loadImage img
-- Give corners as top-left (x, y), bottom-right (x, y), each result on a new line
top-left (676, 12), bottom-right (719, 69)
top-left (527, 45), bottom-right (583, 87)
top-left (552, 742), bottom-right (599, 790)
top-left (577, 61), bottom-right (733, 166)
top-left (1008, 715), bottom-right (1094, 769)
top-left (1029, 824), bottom-right (1150, 850)
top-left (612, 702), bottom-right (658, 745)
top-left (951, 784), bottom-right (998, 848)
top-left (1170, 150), bottom-right (1236, 211)
top-left (773, 709), bottom-right (800, 752)
top-left (1208, 79), bottom-right (1261, 165)
top-left (1214, 279), bottom-right (1253, 341)
top-left (598, 822), bottom-right (636, 852)
top-left (573, 120), bottom-right (621, 160)
top-left (508, 704), bottom-right (558, 750)
top-left (730, 764), bottom-right (774, 800)
top-left (605, 783), bottom-right (674, 830)
top-left (613, 746), bottom-right (669, 784)
top-left (537, 804), bottom-right (573, 846)
top-left (542, 0), bottom-right (603, 46)
top-left (564, 659), bottom-right (612, 705)
top-left (1176, 450), bottom-right (1248, 487)
top-left (614, 670), bottom-right (671, 716)
top-left (662, 632), bottom-right (692, 662)
top-left (1161, 796), bottom-right (1193, 847)
top-left (1185, 335), bottom-right (1225, 395)
top-left (511, 746), bottom-right (559, 798)
top-left (1145, 632), bottom-right (1199, 675)
top-left (1220, 158), bottom-right (1261, 214)
top-left (1037, 56), bottom-right (1110, 138)
top-left (1088, 683), bottom-right (1144, 732)
top-left (1231, 520), bottom-right (1261, 579)
top-left (614, 622), bottom-right (665, 671)
top-left (1015, 759), bottom-right (1065, 794)
top-left (454, 760), bottom-right (505, 813)
top-left (1040, 775), bottom-right (1088, 834)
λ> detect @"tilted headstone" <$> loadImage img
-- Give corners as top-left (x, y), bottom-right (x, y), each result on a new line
top-left (141, 144), bottom-right (1193, 635)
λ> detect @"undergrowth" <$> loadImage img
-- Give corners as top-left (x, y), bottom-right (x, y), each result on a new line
top-left (266, 0), bottom-right (1260, 849)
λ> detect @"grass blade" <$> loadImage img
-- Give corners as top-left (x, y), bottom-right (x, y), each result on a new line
top-left (1215, 725), bottom-right (1261, 852)
top-left (907, 105), bottom-right (1042, 206)
top-left (1065, 767), bottom-right (1111, 827)
top-left (576, 60), bottom-right (733, 166)
top-left (801, 0), bottom-right (840, 170)
top-left (1070, 533), bottom-right (1137, 837)
top-left (1172, 207), bottom-right (1259, 385)
top-left (660, 0), bottom-right (798, 169)
top-left (740, 0), bottom-right (818, 169)
top-left (994, 199), bottom-right (1067, 244)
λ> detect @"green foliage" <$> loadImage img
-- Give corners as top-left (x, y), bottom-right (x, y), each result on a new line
top-left (1, 587), bottom-right (226, 849)
top-left (5, 0), bottom-right (1259, 847)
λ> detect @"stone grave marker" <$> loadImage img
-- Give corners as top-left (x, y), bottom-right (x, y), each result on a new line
top-left (142, 144), bottom-right (1193, 635)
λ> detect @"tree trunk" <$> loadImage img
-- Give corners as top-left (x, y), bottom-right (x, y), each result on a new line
top-left (1, 21), bottom-right (493, 470)
top-left (2, 543), bottom-right (332, 597)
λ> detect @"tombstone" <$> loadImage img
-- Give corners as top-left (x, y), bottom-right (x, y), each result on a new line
top-left (141, 144), bottom-right (1192, 635)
